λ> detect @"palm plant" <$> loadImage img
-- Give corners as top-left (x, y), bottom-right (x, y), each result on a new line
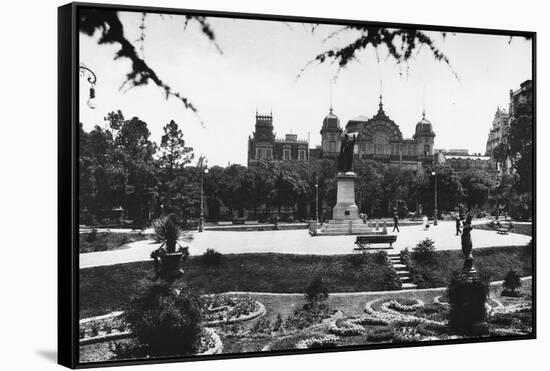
top-left (152, 214), bottom-right (182, 253)
top-left (150, 214), bottom-right (188, 280)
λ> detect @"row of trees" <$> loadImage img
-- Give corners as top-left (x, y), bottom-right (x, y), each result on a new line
top-left (80, 110), bottom-right (510, 225)
top-left (79, 110), bottom-right (196, 225)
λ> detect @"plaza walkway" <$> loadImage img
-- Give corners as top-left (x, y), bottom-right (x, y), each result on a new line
top-left (79, 220), bottom-right (531, 269)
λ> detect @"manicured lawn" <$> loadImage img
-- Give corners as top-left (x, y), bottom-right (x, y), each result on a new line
top-left (79, 253), bottom-right (396, 318)
top-left (79, 231), bottom-right (152, 253)
top-left (408, 245), bottom-right (532, 288)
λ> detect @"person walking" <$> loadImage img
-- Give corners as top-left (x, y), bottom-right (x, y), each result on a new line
top-left (392, 211), bottom-right (400, 232)
top-left (422, 215), bottom-right (429, 231)
top-left (455, 213), bottom-right (462, 236)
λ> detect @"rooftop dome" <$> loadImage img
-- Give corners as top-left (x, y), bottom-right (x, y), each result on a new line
top-left (322, 107), bottom-right (341, 131)
top-left (415, 110), bottom-right (435, 137)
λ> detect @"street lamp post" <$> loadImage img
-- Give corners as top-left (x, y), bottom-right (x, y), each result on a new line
top-left (432, 170), bottom-right (438, 226)
top-left (198, 156), bottom-right (208, 232)
top-left (79, 64), bottom-right (97, 109)
top-left (315, 176), bottom-right (319, 223)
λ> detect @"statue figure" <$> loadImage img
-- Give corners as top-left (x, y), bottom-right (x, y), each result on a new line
top-left (337, 133), bottom-right (356, 173)
top-left (461, 213), bottom-right (474, 273)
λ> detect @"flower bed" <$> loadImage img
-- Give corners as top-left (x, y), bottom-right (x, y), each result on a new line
top-left (489, 303), bottom-right (531, 315)
top-left (202, 295), bottom-right (266, 325)
top-left (296, 335), bottom-right (340, 349)
top-left (365, 298), bottom-right (446, 327)
top-left (79, 312), bottom-right (129, 344)
top-left (196, 328), bottom-right (223, 355)
top-left (385, 299), bottom-right (424, 312)
top-left (327, 319), bottom-right (366, 336)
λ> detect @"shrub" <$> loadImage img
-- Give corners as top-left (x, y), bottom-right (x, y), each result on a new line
top-left (251, 318), bottom-right (272, 335)
top-left (202, 248), bottom-right (222, 266)
top-left (448, 272), bottom-right (488, 335)
top-left (502, 270), bottom-right (522, 296)
top-left (375, 250), bottom-right (388, 265)
top-left (382, 271), bottom-right (402, 291)
top-left (348, 251), bottom-right (368, 268)
top-left (305, 275), bottom-right (329, 306)
top-left (285, 305), bottom-right (331, 330)
top-left (86, 227), bottom-right (98, 243)
top-left (412, 238), bottom-right (436, 261)
top-left (121, 282), bottom-right (202, 358)
top-left (273, 313), bottom-right (284, 332)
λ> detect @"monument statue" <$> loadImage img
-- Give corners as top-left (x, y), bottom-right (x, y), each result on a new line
top-left (461, 213), bottom-right (474, 273)
top-left (337, 133), bottom-right (356, 173)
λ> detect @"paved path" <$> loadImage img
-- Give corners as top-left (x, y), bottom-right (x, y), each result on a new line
top-left (79, 220), bottom-right (531, 269)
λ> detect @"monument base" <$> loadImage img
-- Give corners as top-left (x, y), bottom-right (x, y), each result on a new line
top-left (333, 172), bottom-right (359, 220)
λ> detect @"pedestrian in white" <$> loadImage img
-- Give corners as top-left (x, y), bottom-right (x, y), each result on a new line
top-left (423, 215), bottom-right (429, 230)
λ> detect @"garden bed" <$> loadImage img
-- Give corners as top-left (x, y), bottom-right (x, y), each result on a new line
top-left (80, 253), bottom-right (398, 318)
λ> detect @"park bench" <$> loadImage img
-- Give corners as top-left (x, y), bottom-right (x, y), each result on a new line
top-left (354, 234), bottom-right (397, 250)
top-left (496, 222), bottom-right (514, 235)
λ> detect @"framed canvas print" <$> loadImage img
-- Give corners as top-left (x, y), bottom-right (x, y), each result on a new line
top-left (58, 2), bottom-right (536, 368)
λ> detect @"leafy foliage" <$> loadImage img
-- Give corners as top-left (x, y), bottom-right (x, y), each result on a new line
top-left (151, 214), bottom-right (183, 253)
top-left (305, 275), bottom-right (329, 306)
top-left (202, 248), bottom-right (223, 266)
top-left (301, 27), bottom-right (455, 78)
top-left (459, 170), bottom-right (496, 209)
top-left (412, 238), bottom-right (436, 261)
top-left (502, 270), bottom-right (522, 296)
top-left (79, 9), bottom-right (219, 119)
top-left (120, 282), bottom-right (202, 358)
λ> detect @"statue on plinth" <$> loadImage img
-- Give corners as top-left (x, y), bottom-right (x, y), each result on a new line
top-left (337, 133), bottom-right (356, 173)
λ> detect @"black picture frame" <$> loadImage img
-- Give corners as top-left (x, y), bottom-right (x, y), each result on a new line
top-left (58, 2), bottom-right (536, 369)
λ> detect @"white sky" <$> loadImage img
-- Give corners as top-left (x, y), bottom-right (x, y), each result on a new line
top-left (79, 11), bottom-right (532, 166)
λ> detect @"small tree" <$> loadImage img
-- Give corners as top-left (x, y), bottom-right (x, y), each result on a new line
top-left (305, 275), bottom-right (329, 308)
top-left (412, 238), bottom-right (436, 261)
top-left (502, 270), bottom-right (522, 296)
top-left (150, 214), bottom-right (189, 280)
top-left (120, 282), bottom-right (202, 358)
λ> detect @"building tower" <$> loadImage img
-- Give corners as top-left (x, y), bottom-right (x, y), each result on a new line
top-left (320, 107), bottom-right (342, 159)
top-left (413, 109), bottom-right (436, 157)
top-left (247, 112), bottom-right (275, 165)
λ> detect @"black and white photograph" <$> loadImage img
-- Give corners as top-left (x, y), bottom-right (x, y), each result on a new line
top-left (61, 2), bottom-right (534, 367)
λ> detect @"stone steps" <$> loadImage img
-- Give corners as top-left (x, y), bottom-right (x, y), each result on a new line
top-left (387, 255), bottom-right (417, 290)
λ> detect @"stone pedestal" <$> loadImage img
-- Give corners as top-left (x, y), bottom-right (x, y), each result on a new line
top-left (332, 172), bottom-right (359, 220)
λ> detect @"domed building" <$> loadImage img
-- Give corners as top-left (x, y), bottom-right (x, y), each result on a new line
top-left (316, 95), bottom-right (436, 174)
top-left (319, 107), bottom-right (343, 159)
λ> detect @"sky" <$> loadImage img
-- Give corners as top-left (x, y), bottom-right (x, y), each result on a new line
top-left (79, 11), bottom-right (532, 167)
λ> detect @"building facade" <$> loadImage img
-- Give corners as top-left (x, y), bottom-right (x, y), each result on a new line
top-left (436, 149), bottom-right (498, 174)
top-left (484, 79), bottom-right (533, 174)
top-left (485, 107), bottom-right (511, 156)
top-left (247, 113), bottom-right (309, 166)
top-left (316, 96), bottom-right (435, 174)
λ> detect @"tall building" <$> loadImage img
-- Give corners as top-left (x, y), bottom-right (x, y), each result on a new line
top-left (485, 107), bottom-right (511, 156)
top-left (484, 79), bottom-right (533, 174)
top-left (247, 112), bottom-right (309, 166)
